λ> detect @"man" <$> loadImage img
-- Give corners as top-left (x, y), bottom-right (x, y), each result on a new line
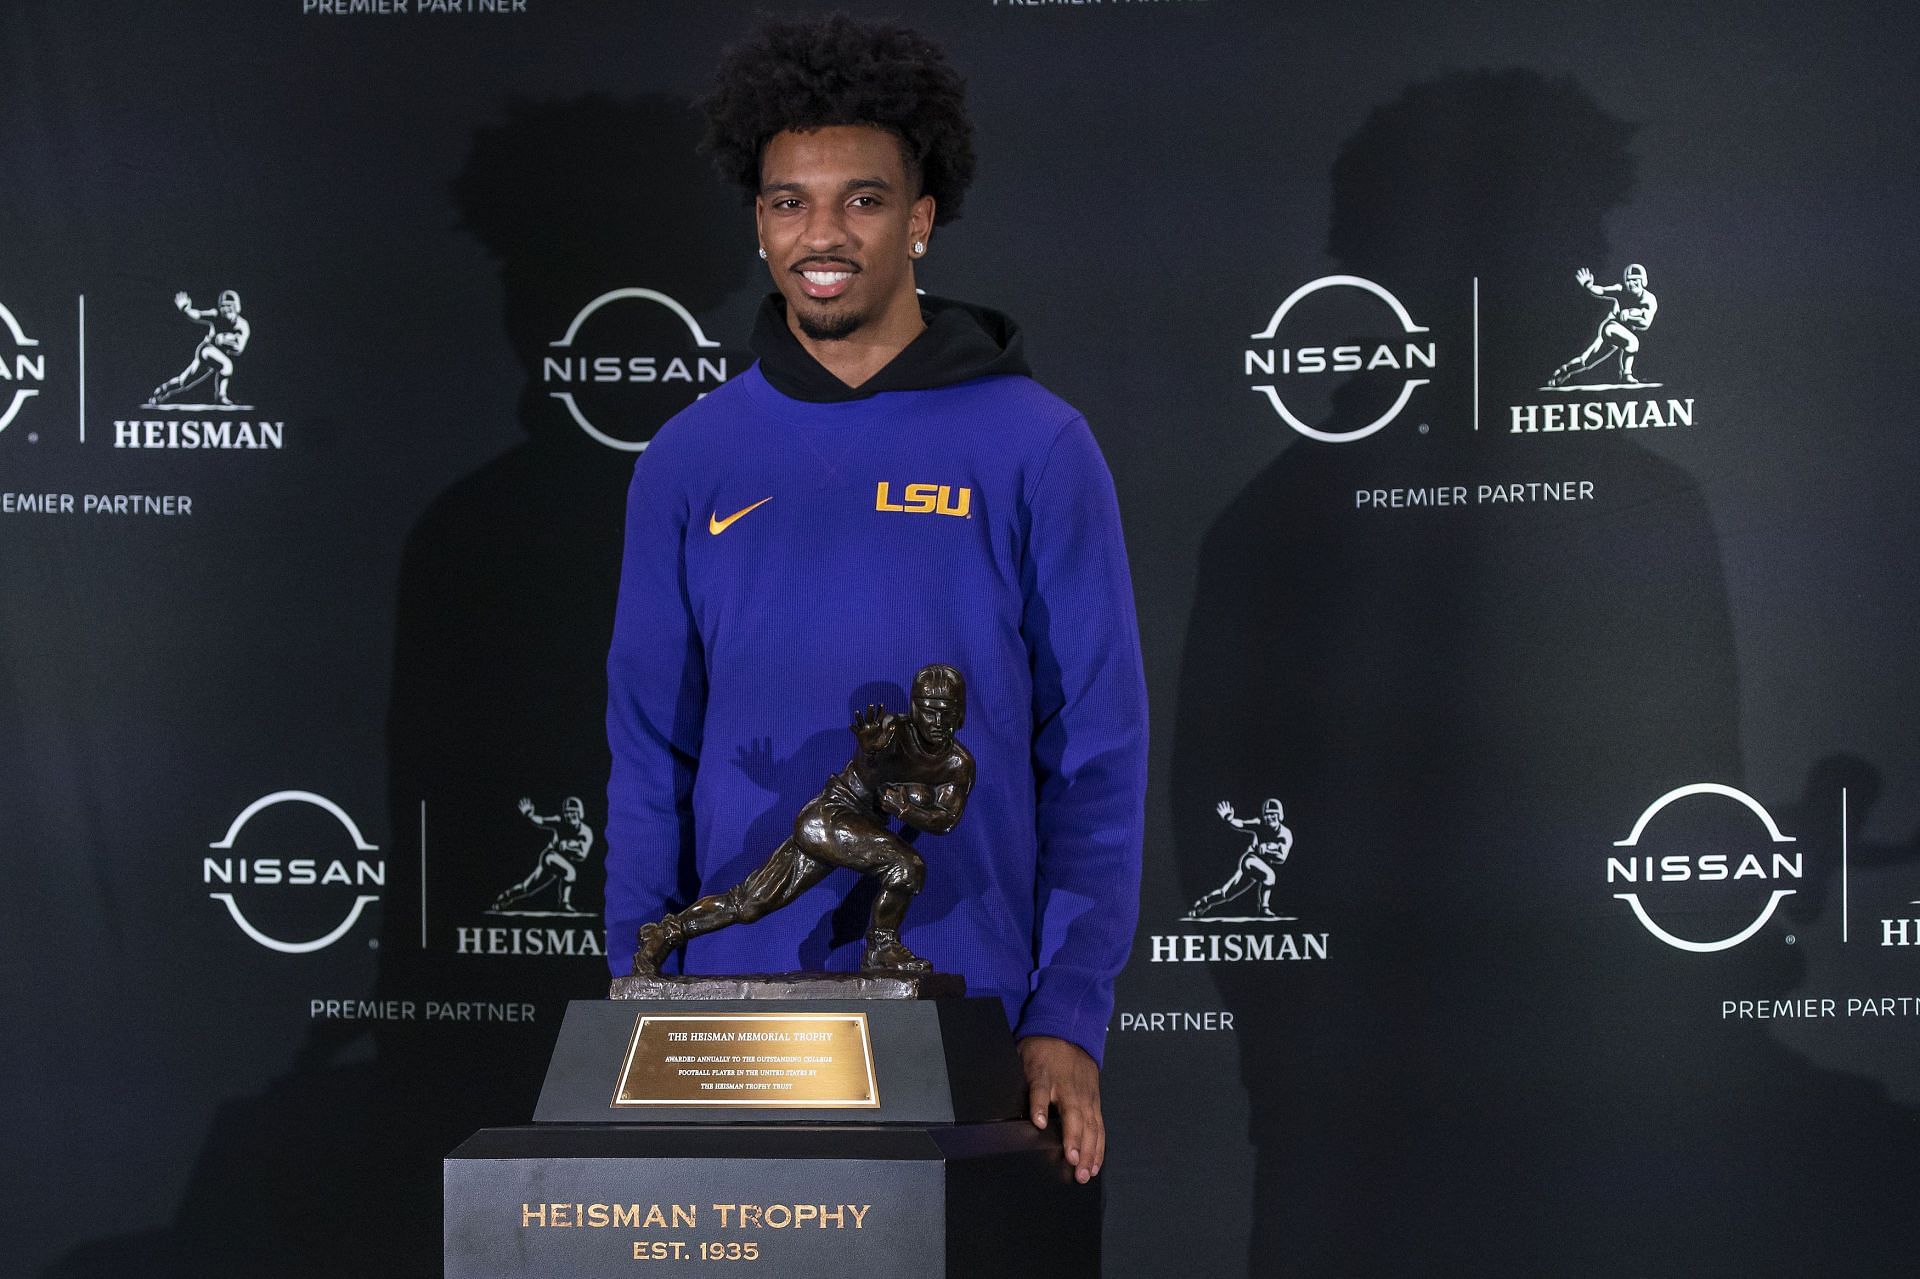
top-left (1186, 798), bottom-right (1294, 920)
top-left (605, 16), bottom-right (1146, 1187)
top-left (148, 289), bottom-right (250, 407)
top-left (1546, 264), bottom-right (1659, 387)
top-left (491, 796), bottom-right (594, 914)
top-left (631, 664), bottom-right (973, 974)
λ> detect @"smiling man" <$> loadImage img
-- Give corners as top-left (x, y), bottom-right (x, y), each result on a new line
top-left (603, 15), bottom-right (1147, 1187)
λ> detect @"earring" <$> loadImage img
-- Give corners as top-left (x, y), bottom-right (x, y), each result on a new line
top-left (758, 247), bottom-right (768, 260)
top-left (912, 241), bottom-right (925, 255)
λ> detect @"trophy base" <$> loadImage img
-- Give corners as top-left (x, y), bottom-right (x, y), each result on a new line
top-left (445, 999), bottom-right (1094, 1273)
top-left (609, 970), bottom-right (966, 1001)
top-left (445, 1121), bottom-right (1099, 1277)
top-left (536, 997), bottom-right (1022, 1125)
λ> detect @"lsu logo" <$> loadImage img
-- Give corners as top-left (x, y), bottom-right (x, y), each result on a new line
top-left (874, 482), bottom-right (971, 518)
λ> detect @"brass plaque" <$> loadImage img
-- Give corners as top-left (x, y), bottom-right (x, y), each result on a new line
top-left (612, 1012), bottom-right (879, 1108)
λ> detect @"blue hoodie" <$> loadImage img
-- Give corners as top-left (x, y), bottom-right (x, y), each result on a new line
top-left (605, 295), bottom-right (1146, 1064)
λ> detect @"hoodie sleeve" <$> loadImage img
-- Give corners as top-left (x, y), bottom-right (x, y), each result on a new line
top-left (604, 448), bottom-right (705, 973)
top-left (1014, 416), bottom-right (1149, 1066)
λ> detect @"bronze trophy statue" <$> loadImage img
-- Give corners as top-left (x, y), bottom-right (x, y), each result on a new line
top-left (628, 663), bottom-right (975, 978)
top-left (459, 662), bottom-right (1096, 1277)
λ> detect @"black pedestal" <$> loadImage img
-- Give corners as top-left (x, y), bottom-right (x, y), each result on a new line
top-left (445, 996), bottom-right (1100, 1276)
top-left (444, 1121), bottom-right (1099, 1277)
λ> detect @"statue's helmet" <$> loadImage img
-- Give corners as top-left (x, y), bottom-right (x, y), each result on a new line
top-left (563, 796), bottom-right (585, 820)
top-left (1623, 264), bottom-right (1647, 286)
top-left (218, 289), bottom-right (241, 309)
top-left (1262, 797), bottom-right (1285, 822)
top-left (911, 664), bottom-right (966, 726)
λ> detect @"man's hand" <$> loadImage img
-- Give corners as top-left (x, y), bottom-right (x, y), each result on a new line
top-left (517, 797), bottom-right (534, 816)
top-left (174, 291), bottom-right (192, 310)
top-left (1575, 267), bottom-right (1594, 287)
top-left (1018, 1035), bottom-right (1104, 1184)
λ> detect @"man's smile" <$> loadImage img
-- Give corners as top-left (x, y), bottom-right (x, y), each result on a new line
top-left (795, 259), bottom-right (860, 300)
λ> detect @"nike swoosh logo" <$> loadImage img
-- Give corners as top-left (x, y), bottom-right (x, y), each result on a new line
top-left (708, 496), bottom-right (772, 535)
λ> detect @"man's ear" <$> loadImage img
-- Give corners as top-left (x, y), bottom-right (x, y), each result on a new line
top-left (910, 194), bottom-right (936, 255)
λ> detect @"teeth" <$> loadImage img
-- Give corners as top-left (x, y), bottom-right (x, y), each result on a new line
top-left (802, 271), bottom-right (852, 285)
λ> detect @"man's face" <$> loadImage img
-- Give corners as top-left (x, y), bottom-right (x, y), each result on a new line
top-left (910, 693), bottom-right (961, 748)
top-left (218, 298), bottom-right (240, 320)
top-left (755, 125), bottom-right (934, 342)
top-left (1624, 269), bottom-right (1646, 297)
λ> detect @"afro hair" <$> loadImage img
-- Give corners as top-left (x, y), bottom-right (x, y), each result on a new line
top-left (701, 14), bottom-right (976, 223)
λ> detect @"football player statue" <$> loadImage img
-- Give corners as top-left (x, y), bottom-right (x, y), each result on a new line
top-left (630, 664), bottom-right (975, 975)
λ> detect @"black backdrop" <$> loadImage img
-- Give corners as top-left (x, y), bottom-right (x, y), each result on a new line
top-left (5, 1), bottom-right (1919, 1275)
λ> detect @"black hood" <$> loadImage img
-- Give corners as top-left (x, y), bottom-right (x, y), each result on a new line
top-left (751, 293), bottom-right (1032, 402)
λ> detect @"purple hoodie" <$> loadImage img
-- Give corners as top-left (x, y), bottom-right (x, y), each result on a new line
top-left (604, 296), bottom-right (1146, 1064)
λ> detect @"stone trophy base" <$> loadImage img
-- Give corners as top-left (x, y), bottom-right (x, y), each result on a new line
top-left (444, 986), bottom-right (1100, 1276)
top-left (443, 1121), bottom-right (1098, 1277)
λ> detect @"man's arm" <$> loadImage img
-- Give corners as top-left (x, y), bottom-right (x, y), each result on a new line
top-left (1016, 415), bottom-right (1149, 1182)
top-left (604, 448), bottom-right (705, 971)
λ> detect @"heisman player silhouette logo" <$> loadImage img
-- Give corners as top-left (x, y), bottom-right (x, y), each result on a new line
top-left (1185, 797), bottom-right (1298, 922)
top-left (147, 289), bottom-right (253, 409)
top-left (487, 796), bottom-right (596, 918)
top-left (1544, 264), bottom-right (1661, 390)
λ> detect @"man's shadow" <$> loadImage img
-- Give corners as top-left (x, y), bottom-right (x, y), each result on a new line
top-left (371, 91), bottom-right (760, 1273)
top-left (43, 95), bottom-right (757, 1279)
top-left (1164, 68), bottom-right (1897, 1275)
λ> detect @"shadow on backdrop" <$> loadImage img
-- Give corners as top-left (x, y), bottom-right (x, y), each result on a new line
top-left (1172, 69), bottom-right (1913, 1276)
top-left (44, 94), bottom-right (755, 1278)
